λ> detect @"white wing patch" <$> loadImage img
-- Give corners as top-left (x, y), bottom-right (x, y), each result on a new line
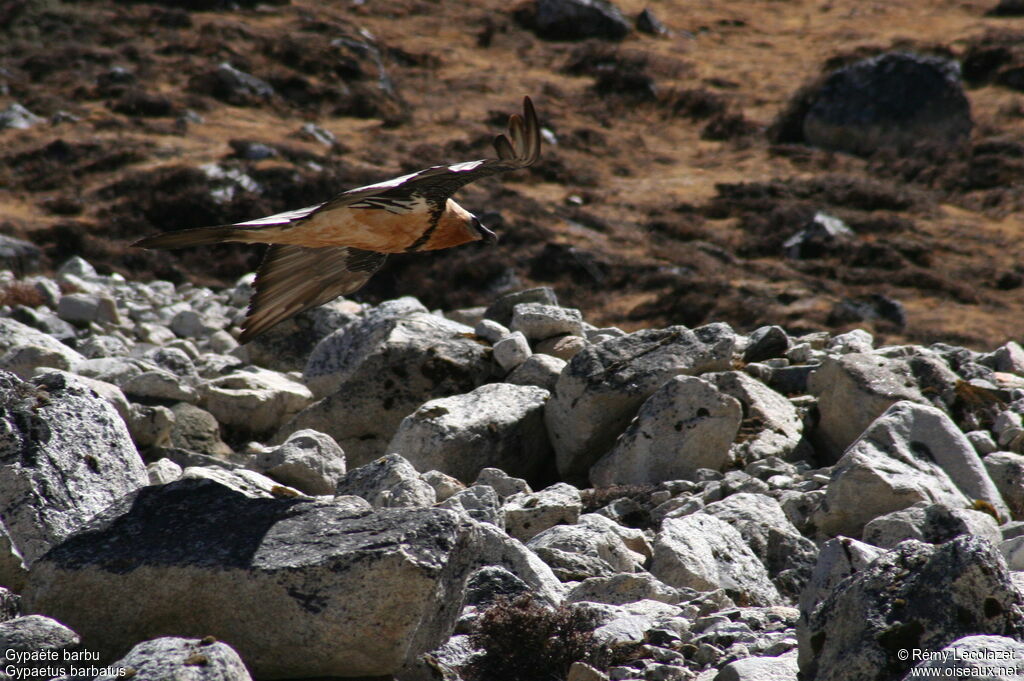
top-left (448, 160), bottom-right (486, 172)
top-left (347, 171), bottom-right (423, 194)
top-left (234, 203), bottom-right (325, 226)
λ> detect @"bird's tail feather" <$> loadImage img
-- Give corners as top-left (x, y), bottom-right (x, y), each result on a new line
top-left (132, 226), bottom-right (251, 250)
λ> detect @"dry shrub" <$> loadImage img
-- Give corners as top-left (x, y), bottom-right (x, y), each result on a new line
top-left (0, 282), bottom-right (46, 308)
top-left (463, 595), bottom-right (607, 681)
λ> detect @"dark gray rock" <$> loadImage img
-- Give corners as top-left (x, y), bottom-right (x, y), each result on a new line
top-left (635, 7), bottom-right (668, 36)
top-left (519, 0), bottom-right (631, 41)
top-left (22, 478), bottom-right (543, 679)
top-left (797, 535), bottom-right (1024, 681)
top-left (483, 287), bottom-right (559, 327)
top-left (743, 325), bottom-right (791, 363)
top-left (0, 235), bottom-right (43, 276)
top-left (802, 52), bottom-right (972, 156)
top-left (463, 566), bottom-right (533, 608)
top-left (189, 62), bottom-right (275, 106)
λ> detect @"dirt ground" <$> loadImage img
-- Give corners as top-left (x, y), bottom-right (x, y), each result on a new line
top-left (2, 0), bottom-right (1023, 349)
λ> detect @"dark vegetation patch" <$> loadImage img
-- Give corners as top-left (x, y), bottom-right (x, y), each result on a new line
top-left (463, 595), bottom-right (609, 681)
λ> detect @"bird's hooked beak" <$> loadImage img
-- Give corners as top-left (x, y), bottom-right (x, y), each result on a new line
top-left (471, 215), bottom-right (498, 243)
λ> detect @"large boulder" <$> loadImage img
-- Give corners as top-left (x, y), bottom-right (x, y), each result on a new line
top-left (801, 52), bottom-right (972, 156)
top-left (199, 367), bottom-right (312, 439)
top-left (589, 375), bottom-right (742, 486)
top-left (546, 324), bottom-right (735, 483)
top-left (703, 493), bottom-right (818, 600)
top-left (388, 383), bottom-right (552, 484)
top-left (650, 513), bottom-right (782, 607)
top-left (23, 478), bottom-right (556, 679)
top-left (517, 0), bottom-right (631, 41)
top-left (798, 536), bottom-right (1024, 681)
top-left (707, 371), bottom-right (804, 463)
top-left (0, 370), bottom-right (147, 565)
top-left (814, 401), bottom-right (1009, 537)
top-left (286, 310), bottom-right (494, 467)
top-left (808, 353), bottom-right (929, 462)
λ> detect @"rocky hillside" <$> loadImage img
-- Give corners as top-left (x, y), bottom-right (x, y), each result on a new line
top-left (0, 255), bottom-right (1021, 680)
top-left (2, 0), bottom-right (1024, 680)
top-left (1, 0), bottom-right (1024, 350)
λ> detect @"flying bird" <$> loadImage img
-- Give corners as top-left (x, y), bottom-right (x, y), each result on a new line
top-left (134, 96), bottom-right (541, 342)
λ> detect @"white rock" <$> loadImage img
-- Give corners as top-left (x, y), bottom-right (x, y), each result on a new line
top-left (290, 310), bottom-right (493, 467)
top-left (493, 331), bottom-right (532, 371)
top-left (437, 484), bottom-right (504, 528)
top-left (0, 344), bottom-right (77, 379)
top-left (181, 467), bottom-right (306, 499)
top-left (983, 451), bottom-right (1024, 520)
top-left (507, 353), bottom-right (566, 391)
top-left (473, 318), bottom-right (510, 343)
top-left (702, 492), bottom-right (818, 596)
top-left (717, 651), bottom-right (799, 681)
top-left (201, 367), bottom-right (312, 436)
top-left (0, 318), bottom-right (83, 369)
top-left (122, 369), bottom-right (198, 403)
top-left (421, 470), bottom-right (465, 502)
top-left (808, 353), bottom-right (929, 462)
top-left (650, 513), bottom-right (781, 607)
top-left (861, 502), bottom-right (1002, 549)
top-left (503, 483), bottom-right (582, 542)
top-left (335, 453), bottom-right (436, 508)
top-left (0, 614), bottom-right (80, 656)
top-left (814, 401), bottom-right (1009, 537)
top-left (253, 429), bottom-right (346, 495)
top-left (999, 535), bottom-right (1024, 570)
top-left (566, 572), bottom-right (680, 606)
top-left (474, 467), bottom-right (531, 498)
top-left (56, 256), bottom-right (97, 280)
top-left (127, 403), bottom-right (175, 449)
top-left (0, 371), bottom-right (147, 565)
top-left (546, 324), bottom-right (735, 483)
top-left (798, 536), bottom-right (884, 630)
top-left (171, 308), bottom-right (228, 338)
top-left (826, 329), bottom-right (874, 354)
top-left (708, 371), bottom-right (804, 462)
top-left (57, 293), bottom-right (121, 326)
top-left (528, 513), bottom-right (648, 575)
top-left (900, 635), bottom-right (1024, 681)
top-left (590, 375), bottom-right (742, 486)
top-left (535, 334), bottom-right (588, 360)
top-left (147, 459), bottom-right (183, 485)
top-left (992, 341), bottom-right (1024, 374)
top-left (388, 383), bottom-right (551, 484)
top-left (965, 430), bottom-right (998, 455)
top-left (510, 303), bottom-right (584, 341)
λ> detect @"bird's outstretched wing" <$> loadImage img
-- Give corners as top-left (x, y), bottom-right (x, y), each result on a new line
top-left (319, 96), bottom-right (541, 213)
top-left (240, 245), bottom-right (386, 343)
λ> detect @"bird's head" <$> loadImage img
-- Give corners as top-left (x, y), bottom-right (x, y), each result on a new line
top-left (470, 214), bottom-right (498, 243)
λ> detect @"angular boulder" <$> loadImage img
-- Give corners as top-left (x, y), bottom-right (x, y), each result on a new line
top-left (0, 370), bottom-right (147, 565)
top-left (23, 478), bottom-right (554, 679)
top-left (388, 383), bottom-right (552, 484)
top-left (546, 324), bottom-right (735, 483)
